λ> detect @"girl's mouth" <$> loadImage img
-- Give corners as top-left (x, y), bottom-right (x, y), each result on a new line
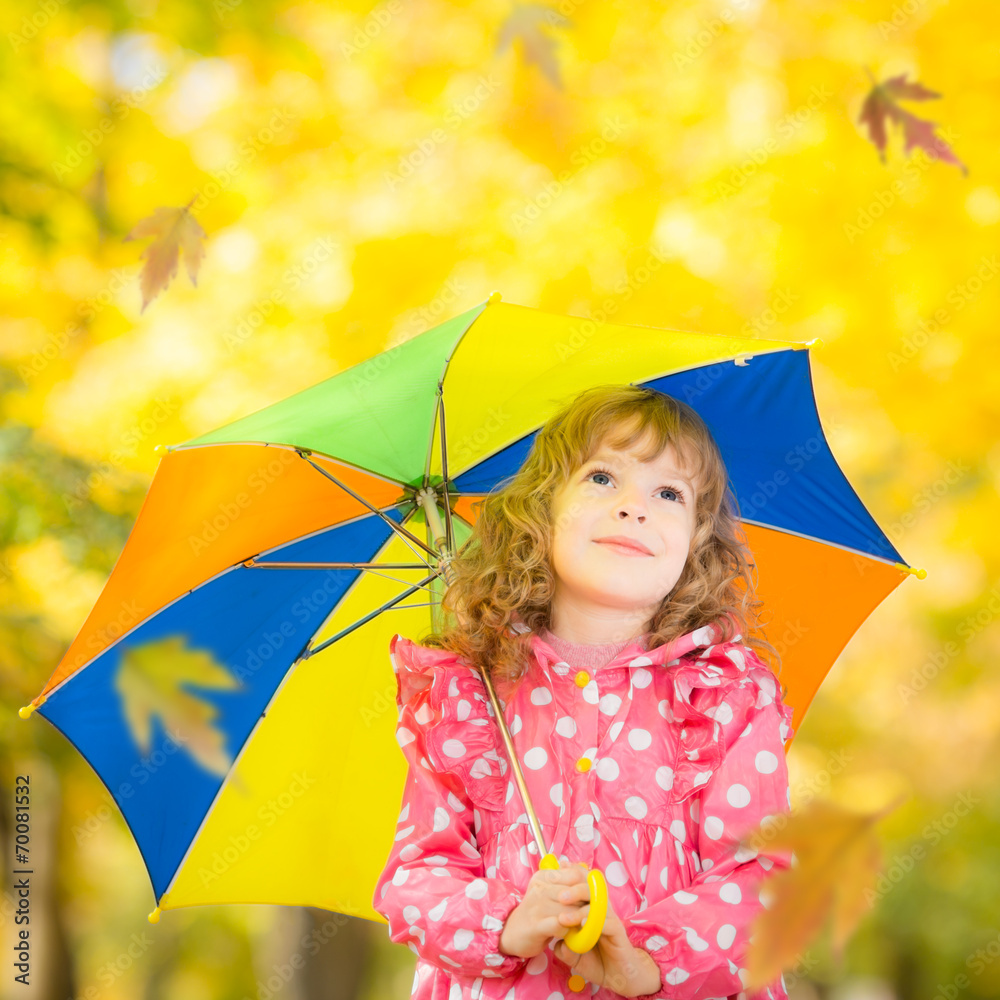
top-left (594, 540), bottom-right (653, 558)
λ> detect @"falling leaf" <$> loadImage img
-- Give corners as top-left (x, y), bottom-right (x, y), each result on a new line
top-left (740, 794), bottom-right (908, 991)
top-left (495, 3), bottom-right (573, 89)
top-left (857, 68), bottom-right (967, 176)
top-left (123, 196), bottom-right (207, 313)
top-left (114, 634), bottom-right (242, 778)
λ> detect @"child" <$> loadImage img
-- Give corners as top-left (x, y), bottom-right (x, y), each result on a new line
top-left (373, 385), bottom-right (797, 1000)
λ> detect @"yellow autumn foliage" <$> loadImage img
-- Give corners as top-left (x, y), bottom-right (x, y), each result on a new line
top-left (1, 0), bottom-right (997, 997)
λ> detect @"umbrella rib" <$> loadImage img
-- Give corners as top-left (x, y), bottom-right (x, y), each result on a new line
top-left (302, 572), bottom-right (440, 659)
top-left (352, 568), bottom-right (444, 596)
top-left (416, 297), bottom-right (489, 492)
top-left (242, 560), bottom-right (445, 600)
top-left (372, 511), bottom-right (436, 570)
top-left (294, 450), bottom-right (438, 561)
top-left (244, 561), bottom-right (430, 570)
top-left (438, 392), bottom-right (456, 555)
top-left (246, 560), bottom-right (443, 615)
top-left (738, 518), bottom-right (909, 568)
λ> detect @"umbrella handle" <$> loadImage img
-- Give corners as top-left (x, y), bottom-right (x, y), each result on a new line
top-left (539, 852), bottom-right (608, 954)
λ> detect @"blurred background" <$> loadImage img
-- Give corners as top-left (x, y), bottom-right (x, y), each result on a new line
top-left (1, 0), bottom-right (998, 997)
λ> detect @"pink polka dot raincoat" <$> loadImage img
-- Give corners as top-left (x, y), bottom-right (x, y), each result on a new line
top-left (372, 620), bottom-right (797, 1000)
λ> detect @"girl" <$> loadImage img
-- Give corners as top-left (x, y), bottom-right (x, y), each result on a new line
top-left (373, 385), bottom-right (796, 1000)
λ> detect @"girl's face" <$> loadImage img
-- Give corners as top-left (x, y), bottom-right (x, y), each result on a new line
top-left (548, 430), bottom-right (699, 637)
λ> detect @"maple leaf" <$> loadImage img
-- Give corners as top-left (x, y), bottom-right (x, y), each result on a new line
top-left (739, 793), bottom-right (908, 991)
top-left (858, 68), bottom-right (967, 176)
top-left (495, 3), bottom-right (573, 90)
top-left (123, 196), bottom-right (207, 313)
top-left (114, 634), bottom-right (242, 779)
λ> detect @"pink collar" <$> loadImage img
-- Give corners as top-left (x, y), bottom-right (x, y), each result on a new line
top-left (525, 620), bottom-right (730, 671)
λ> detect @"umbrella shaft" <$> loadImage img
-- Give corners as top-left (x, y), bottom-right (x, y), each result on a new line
top-left (417, 487), bottom-right (450, 557)
top-left (477, 665), bottom-right (551, 860)
top-left (420, 489), bottom-right (550, 860)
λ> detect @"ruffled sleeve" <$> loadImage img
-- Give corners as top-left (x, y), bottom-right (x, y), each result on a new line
top-left (624, 641), bottom-right (797, 1000)
top-left (371, 634), bottom-right (526, 981)
top-left (661, 639), bottom-right (796, 805)
top-left (392, 633), bottom-right (510, 814)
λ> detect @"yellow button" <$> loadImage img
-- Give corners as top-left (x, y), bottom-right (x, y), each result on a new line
top-left (576, 757), bottom-right (591, 772)
top-left (574, 671), bottom-right (590, 687)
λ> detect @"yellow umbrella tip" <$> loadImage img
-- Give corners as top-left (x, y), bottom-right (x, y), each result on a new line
top-left (896, 563), bottom-right (927, 579)
top-left (148, 893), bottom-right (169, 922)
top-left (18, 696), bottom-right (45, 719)
top-left (488, 290), bottom-right (502, 304)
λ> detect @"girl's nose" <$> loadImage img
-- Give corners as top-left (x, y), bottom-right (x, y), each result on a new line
top-left (618, 509), bottom-right (645, 522)
top-left (615, 488), bottom-right (647, 521)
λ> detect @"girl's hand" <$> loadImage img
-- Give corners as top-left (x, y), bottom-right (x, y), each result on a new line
top-left (498, 860), bottom-right (590, 959)
top-left (551, 890), bottom-right (662, 997)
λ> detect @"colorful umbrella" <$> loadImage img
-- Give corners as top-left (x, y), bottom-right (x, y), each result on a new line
top-left (19, 291), bottom-right (922, 930)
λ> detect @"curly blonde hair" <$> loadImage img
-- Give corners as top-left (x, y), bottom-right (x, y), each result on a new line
top-left (418, 384), bottom-right (781, 686)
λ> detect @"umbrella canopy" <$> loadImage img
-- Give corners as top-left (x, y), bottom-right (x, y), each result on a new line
top-left (20, 292), bottom-right (921, 925)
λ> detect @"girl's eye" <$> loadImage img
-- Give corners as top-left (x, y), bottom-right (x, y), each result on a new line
top-left (586, 466), bottom-right (685, 503)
